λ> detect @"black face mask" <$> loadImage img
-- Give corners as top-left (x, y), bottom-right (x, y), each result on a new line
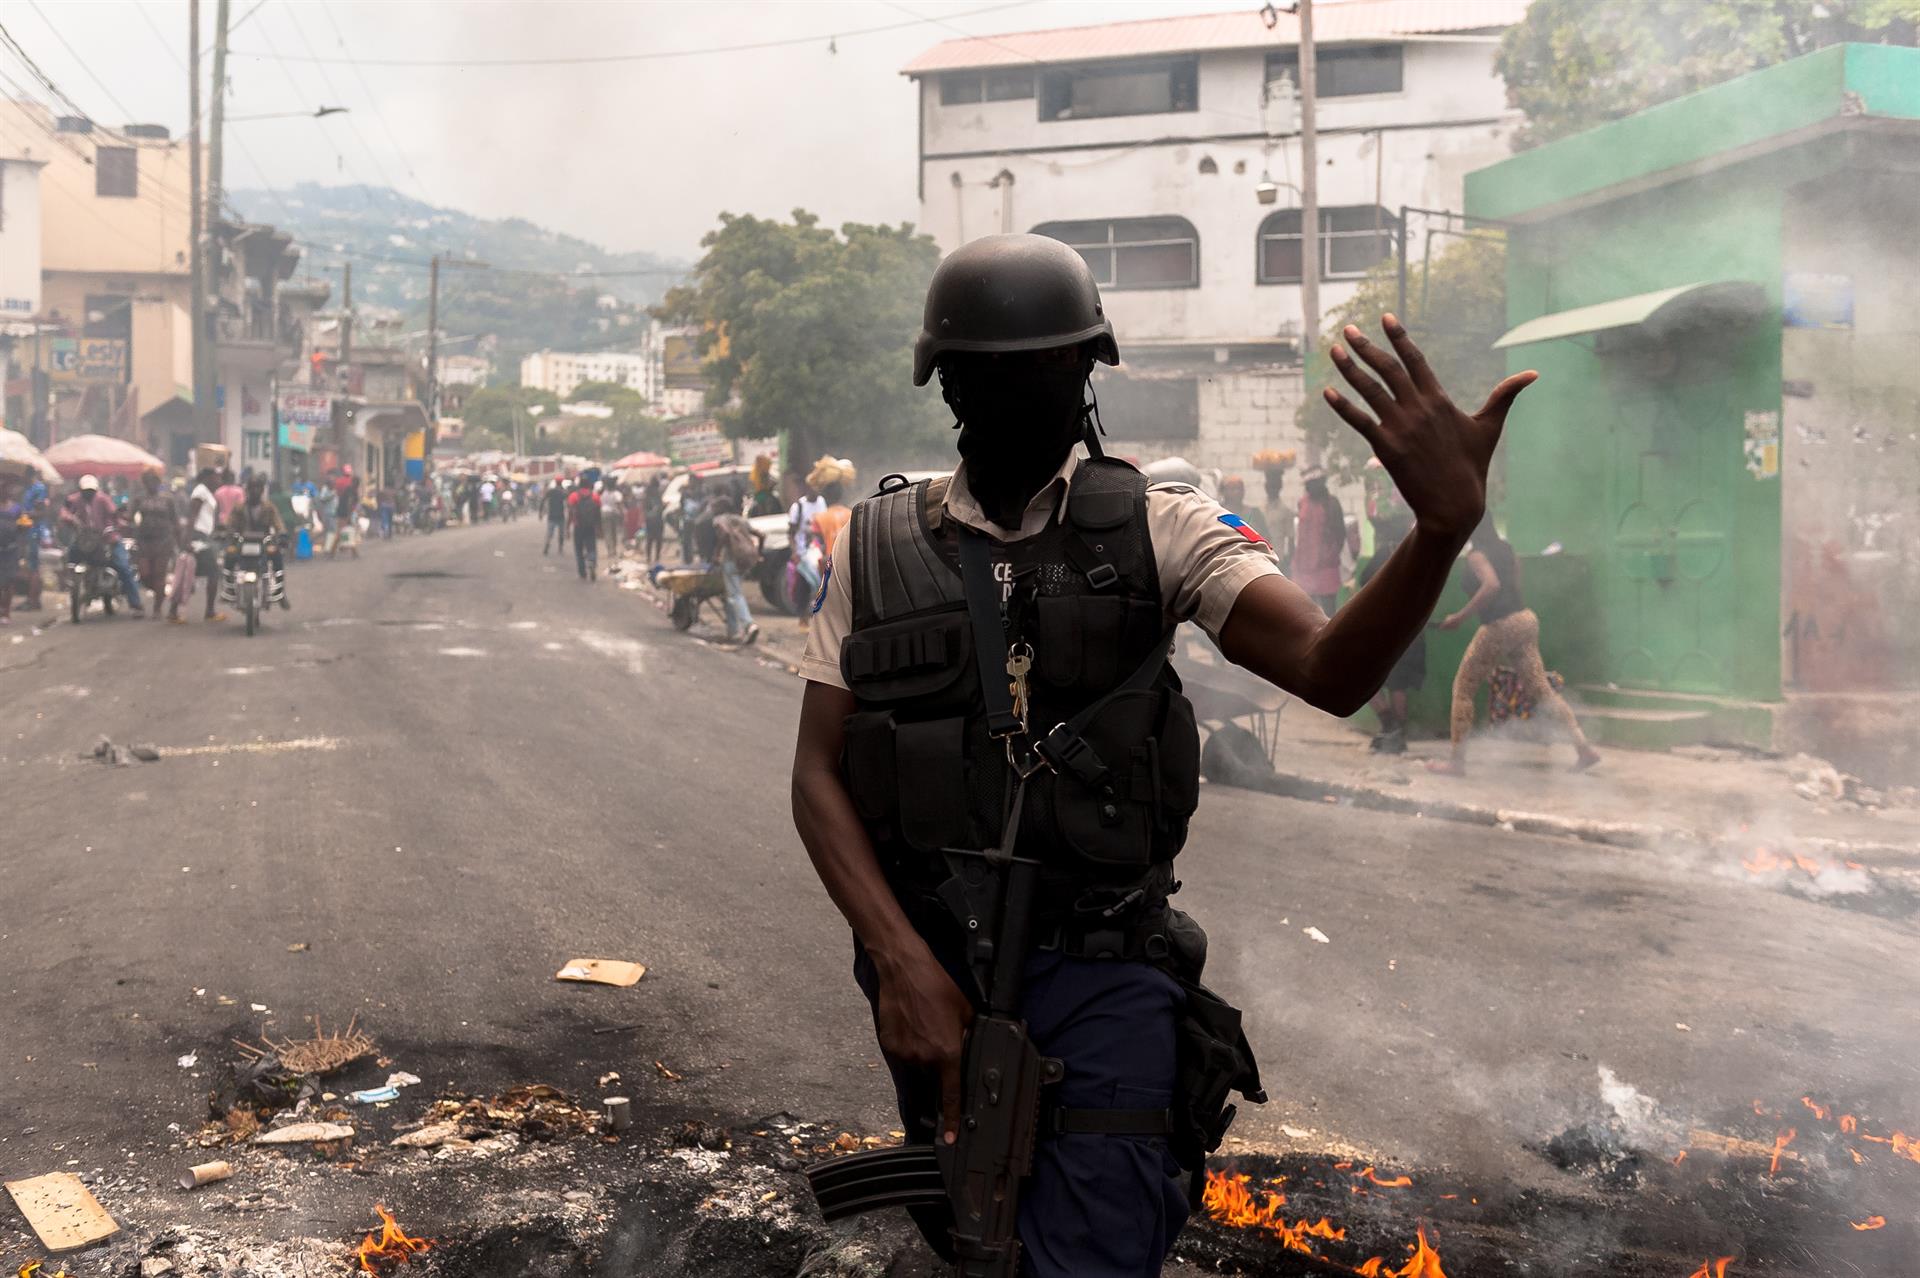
top-left (943, 355), bottom-right (1092, 518)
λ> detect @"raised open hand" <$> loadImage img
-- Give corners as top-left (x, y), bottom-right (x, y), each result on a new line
top-left (1322, 314), bottom-right (1536, 541)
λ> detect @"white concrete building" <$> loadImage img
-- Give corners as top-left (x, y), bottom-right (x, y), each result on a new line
top-left (902, 0), bottom-right (1525, 476)
top-left (0, 148), bottom-right (44, 320)
top-left (520, 346), bottom-right (655, 402)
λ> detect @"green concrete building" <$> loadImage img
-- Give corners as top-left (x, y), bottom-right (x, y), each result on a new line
top-left (1457, 44), bottom-right (1920, 783)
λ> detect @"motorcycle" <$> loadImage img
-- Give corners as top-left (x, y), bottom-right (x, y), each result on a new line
top-left (62, 526), bottom-right (118, 623)
top-left (222, 532), bottom-right (281, 637)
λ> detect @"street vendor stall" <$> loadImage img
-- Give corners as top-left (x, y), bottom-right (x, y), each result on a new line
top-left (0, 429), bottom-right (61, 484)
top-left (44, 434), bottom-right (166, 482)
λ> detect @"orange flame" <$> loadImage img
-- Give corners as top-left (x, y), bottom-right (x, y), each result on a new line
top-left (1355, 1165), bottom-right (1414, 1188)
top-left (1200, 1171), bottom-right (1346, 1255)
top-left (354, 1203), bottom-right (433, 1273)
top-left (1687, 1259), bottom-right (1735, 1278)
top-left (1849, 1216), bottom-right (1886, 1231)
top-left (1769, 1129), bottom-right (1796, 1177)
top-left (1356, 1260), bottom-right (1385, 1278)
top-left (1800, 1097), bottom-right (1830, 1122)
top-left (1840, 1114), bottom-right (1858, 1135)
top-left (1389, 1224), bottom-right (1449, 1278)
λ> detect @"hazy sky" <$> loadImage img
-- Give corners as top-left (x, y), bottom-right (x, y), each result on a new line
top-left (5, 0), bottom-right (1247, 259)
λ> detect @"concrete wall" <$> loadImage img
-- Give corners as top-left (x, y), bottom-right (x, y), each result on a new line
top-left (40, 270), bottom-right (192, 432)
top-left (0, 158), bottom-right (42, 317)
top-left (0, 103), bottom-right (193, 278)
top-left (917, 40), bottom-right (1515, 345)
top-left (1779, 167), bottom-right (1920, 693)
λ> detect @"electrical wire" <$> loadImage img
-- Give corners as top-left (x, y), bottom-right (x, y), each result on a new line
top-left (25, 0), bottom-right (143, 128)
top-left (318, 0), bottom-right (423, 193)
top-left (279, 2), bottom-right (397, 193)
top-left (229, 0), bottom-right (1042, 68)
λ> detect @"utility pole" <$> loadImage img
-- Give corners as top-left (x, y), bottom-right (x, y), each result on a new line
top-left (1297, 0), bottom-right (1320, 363)
top-left (208, 0), bottom-right (229, 222)
top-left (425, 254), bottom-right (440, 458)
top-left (339, 262), bottom-right (352, 380)
top-left (188, 0), bottom-right (208, 440)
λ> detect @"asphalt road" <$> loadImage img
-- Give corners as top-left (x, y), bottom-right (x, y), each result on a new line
top-left (3, 519), bottom-right (1915, 1271)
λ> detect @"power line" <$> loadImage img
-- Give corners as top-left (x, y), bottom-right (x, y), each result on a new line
top-left (25, 0), bottom-right (143, 126)
top-left (279, 2), bottom-right (397, 193)
top-left (319, 0), bottom-right (423, 193)
top-left (229, 1), bottom-right (1042, 68)
top-left (242, 3), bottom-right (360, 194)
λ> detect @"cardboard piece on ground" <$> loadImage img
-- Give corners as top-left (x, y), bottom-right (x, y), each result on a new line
top-left (253, 1121), bottom-right (355, 1145)
top-left (555, 958), bottom-right (645, 987)
top-left (4, 1172), bottom-right (121, 1252)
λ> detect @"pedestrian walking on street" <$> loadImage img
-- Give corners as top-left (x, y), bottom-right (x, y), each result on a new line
top-left (791, 233), bottom-right (1538, 1276)
top-left (1289, 465), bottom-right (1354, 613)
top-left (329, 467), bottom-right (361, 559)
top-left (712, 503), bottom-right (762, 645)
top-left (172, 467), bottom-right (225, 622)
top-left (569, 479), bottom-right (602, 581)
top-left (1429, 513), bottom-right (1599, 776)
top-left (642, 477), bottom-right (666, 565)
top-left (0, 471), bottom-right (37, 623)
top-left (129, 469), bottom-right (181, 620)
top-left (542, 478), bottom-right (568, 554)
top-left (679, 477), bottom-right (706, 565)
top-left (601, 481), bottom-right (625, 565)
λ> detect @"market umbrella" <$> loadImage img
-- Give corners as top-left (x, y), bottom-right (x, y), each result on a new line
top-left (0, 429), bottom-right (61, 483)
top-left (43, 433), bottom-right (165, 482)
top-left (610, 450), bottom-right (669, 471)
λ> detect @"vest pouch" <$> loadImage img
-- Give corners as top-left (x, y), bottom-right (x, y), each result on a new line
top-left (895, 717), bottom-right (970, 853)
top-left (1170, 980), bottom-right (1264, 1178)
top-left (1155, 690), bottom-right (1201, 836)
top-left (1046, 688), bottom-right (1161, 867)
top-left (841, 711), bottom-right (897, 827)
top-left (840, 610), bottom-right (971, 708)
top-left (1033, 596), bottom-right (1163, 694)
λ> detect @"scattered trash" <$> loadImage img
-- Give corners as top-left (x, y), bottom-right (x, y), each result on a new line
top-left (420, 1084), bottom-right (598, 1143)
top-left (351, 1087), bottom-right (401, 1105)
top-left (83, 737), bottom-right (154, 768)
top-left (603, 1097), bottom-right (632, 1132)
top-left (129, 744), bottom-right (160, 762)
top-left (555, 958), bottom-right (645, 987)
top-left (4, 1171), bottom-right (120, 1251)
top-left (390, 1122), bottom-right (462, 1150)
top-left (386, 1071), bottom-right (422, 1089)
top-left (353, 1203), bottom-right (432, 1272)
top-left (176, 1161), bottom-right (232, 1190)
top-left (1675, 1022), bottom-right (1691, 1032)
top-left (597, 1071), bottom-right (621, 1087)
top-left (249, 1003), bottom-right (270, 1014)
top-left (1303, 926), bottom-right (1331, 944)
top-left (234, 1015), bottom-right (376, 1077)
top-left (285, 942), bottom-right (309, 953)
top-left (591, 1023), bottom-right (643, 1036)
top-left (653, 1060), bottom-right (683, 1081)
top-left (252, 1121), bottom-right (354, 1146)
top-left (176, 1052), bottom-right (198, 1069)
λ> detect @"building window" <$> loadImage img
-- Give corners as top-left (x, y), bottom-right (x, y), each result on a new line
top-left (1093, 370), bottom-right (1200, 440)
top-left (1257, 206), bottom-right (1398, 284)
top-left (1265, 44), bottom-right (1403, 98)
top-left (95, 146), bottom-right (137, 198)
top-left (1032, 217), bottom-right (1199, 290)
top-left (940, 70), bottom-right (1034, 104)
top-left (1039, 58), bottom-right (1197, 121)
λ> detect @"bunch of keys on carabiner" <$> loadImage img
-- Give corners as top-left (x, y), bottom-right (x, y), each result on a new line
top-left (1006, 642), bottom-right (1035, 733)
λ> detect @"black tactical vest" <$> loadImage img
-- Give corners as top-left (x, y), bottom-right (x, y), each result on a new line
top-left (838, 458), bottom-right (1201, 915)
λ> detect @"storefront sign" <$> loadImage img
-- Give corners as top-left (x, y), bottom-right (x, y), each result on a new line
top-left (277, 389), bottom-right (333, 452)
top-left (668, 418), bottom-right (732, 466)
top-left (48, 338), bottom-right (127, 382)
top-left (1744, 409), bottom-right (1781, 479)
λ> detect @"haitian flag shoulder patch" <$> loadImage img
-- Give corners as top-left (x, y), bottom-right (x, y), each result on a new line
top-left (1218, 512), bottom-right (1266, 544)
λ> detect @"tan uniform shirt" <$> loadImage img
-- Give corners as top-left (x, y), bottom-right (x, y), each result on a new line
top-left (801, 452), bottom-right (1283, 690)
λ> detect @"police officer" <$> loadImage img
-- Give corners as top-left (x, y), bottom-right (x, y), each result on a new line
top-left (791, 233), bottom-right (1534, 1276)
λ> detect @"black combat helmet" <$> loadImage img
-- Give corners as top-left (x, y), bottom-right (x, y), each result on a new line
top-left (912, 233), bottom-right (1121, 386)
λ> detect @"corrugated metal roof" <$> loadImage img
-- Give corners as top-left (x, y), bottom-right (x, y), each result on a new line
top-left (900, 0), bottom-right (1528, 75)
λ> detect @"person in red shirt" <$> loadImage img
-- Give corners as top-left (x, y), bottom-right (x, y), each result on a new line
top-left (567, 479), bottom-right (602, 581)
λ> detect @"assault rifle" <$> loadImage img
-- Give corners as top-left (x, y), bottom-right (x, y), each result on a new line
top-left (807, 784), bottom-right (1057, 1278)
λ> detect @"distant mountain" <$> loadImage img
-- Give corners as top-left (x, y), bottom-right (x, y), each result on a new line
top-left (227, 184), bottom-right (687, 379)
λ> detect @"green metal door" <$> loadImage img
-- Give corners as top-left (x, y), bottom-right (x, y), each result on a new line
top-left (1606, 371), bottom-right (1737, 693)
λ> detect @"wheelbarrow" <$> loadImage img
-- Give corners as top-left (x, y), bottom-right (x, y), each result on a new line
top-left (1176, 633), bottom-right (1291, 786)
top-left (653, 565), bottom-right (727, 631)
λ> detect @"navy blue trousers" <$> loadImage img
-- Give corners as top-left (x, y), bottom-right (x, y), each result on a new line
top-left (853, 930), bottom-right (1190, 1278)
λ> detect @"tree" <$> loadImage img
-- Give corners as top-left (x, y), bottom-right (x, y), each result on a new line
top-left (1497, 0), bottom-right (1920, 149)
top-left (458, 385), bottom-right (558, 453)
top-left (1296, 234), bottom-right (1508, 485)
top-left (567, 380), bottom-right (638, 404)
top-left (655, 210), bottom-right (949, 469)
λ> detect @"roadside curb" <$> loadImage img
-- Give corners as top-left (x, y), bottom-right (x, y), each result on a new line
top-left (1244, 765), bottom-right (1920, 868)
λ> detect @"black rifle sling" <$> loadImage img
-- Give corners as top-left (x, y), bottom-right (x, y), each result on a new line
top-left (955, 526), bottom-right (1020, 739)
